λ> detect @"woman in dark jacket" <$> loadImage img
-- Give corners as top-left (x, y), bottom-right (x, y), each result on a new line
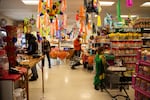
top-left (26, 34), bottom-right (39, 81)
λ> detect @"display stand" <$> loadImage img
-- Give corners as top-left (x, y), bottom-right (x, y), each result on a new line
top-left (132, 51), bottom-right (150, 100)
top-left (19, 55), bottom-right (44, 100)
top-left (0, 67), bottom-right (27, 100)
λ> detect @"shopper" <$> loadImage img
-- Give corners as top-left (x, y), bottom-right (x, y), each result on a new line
top-left (88, 35), bottom-right (95, 48)
top-left (88, 35), bottom-right (96, 55)
top-left (94, 47), bottom-right (106, 91)
top-left (26, 33), bottom-right (39, 81)
top-left (42, 36), bottom-right (51, 68)
top-left (73, 35), bottom-right (81, 57)
top-left (71, 35), bottom-right (82, 69)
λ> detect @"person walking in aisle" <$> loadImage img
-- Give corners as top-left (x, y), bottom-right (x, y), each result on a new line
top-left (42, 36), bottom-right (51, 68)
top-left (26, 33), bottom-right (39, 81)
top-left (94, 47), bottom-right (106, 91)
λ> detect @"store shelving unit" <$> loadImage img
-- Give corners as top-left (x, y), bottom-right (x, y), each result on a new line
top-left (132, 51), bottom-right (150, 100)
top-left (141, 28), bottom-right (150, 50)
top-left (111, 40), bottom-right (142, 75)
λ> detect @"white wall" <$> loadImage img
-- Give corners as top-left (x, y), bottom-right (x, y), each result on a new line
top-left (0, 14), bottom-right (14, 26)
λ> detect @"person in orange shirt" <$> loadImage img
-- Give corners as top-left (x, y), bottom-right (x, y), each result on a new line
top-left (73, 35), bottom-right (81, 57)
top-left (71, 35), bottom-right (82, 69)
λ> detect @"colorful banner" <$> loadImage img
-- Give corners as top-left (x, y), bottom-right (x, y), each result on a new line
top-left (97, 15), bottom-right (101, 27)
top-left (126, 0), bottom-right (133, 7)
top-left (117, 0), bottom-right (122, 22)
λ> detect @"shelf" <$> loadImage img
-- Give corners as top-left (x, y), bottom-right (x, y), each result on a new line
top-left (125, 62), bottom-right (136, 64)
top-left (139, 60), bottom-right (150, 66)
top-left (0, 70), bottom-right (21, 81)
top-left (137, 74), bottom-right (150, 82)
top-left (142, 45), bottom-right (150, 48)
top-left (112, 47), bottom-right (141, 49)
top-left (115, 54), bottom-right (137, 57)
top-left (111, 40), bottom-right (142, 42)
top-left (133, 86), bottom-right (150, 98)
top-left (93, 42), bottom-right (111, 44)
top-left (142, 37), bottom-right (150, 40)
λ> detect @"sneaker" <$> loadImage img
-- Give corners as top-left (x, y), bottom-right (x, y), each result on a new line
top-left (94, 85), bottom-right (99, 90)
top-left (29, 77), bottom-right (37, 81)
top-left (71, 66), bottom-right (76, 69)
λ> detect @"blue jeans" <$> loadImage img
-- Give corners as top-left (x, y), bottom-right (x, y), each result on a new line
top-left (42, 52), bottom-right (51, 67)
top-left (31, 65), bottom-right (38, 78)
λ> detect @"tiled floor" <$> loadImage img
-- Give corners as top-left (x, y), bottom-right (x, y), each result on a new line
top-left (29, 59), bottom-right (134, 100)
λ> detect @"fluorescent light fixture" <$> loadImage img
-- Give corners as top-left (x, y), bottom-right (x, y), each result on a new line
top-left (141, 2), bottom-right (150, 7)
top-left (121, 15), bottom-right (137, 18)
top-left (21, 0), bottom-right (39, 5)
top-left (99, 1), bottom-right (115, 6)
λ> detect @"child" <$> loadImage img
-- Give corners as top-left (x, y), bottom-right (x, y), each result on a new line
top-left (94, 47), bottom-right (106, 91)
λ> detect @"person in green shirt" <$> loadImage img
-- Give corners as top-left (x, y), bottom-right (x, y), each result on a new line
top-left (94, 47), bottom-right (106, 91)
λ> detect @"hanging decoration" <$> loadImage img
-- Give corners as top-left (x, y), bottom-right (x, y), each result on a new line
top-left (47, 0), bottom-right (53, 8)
top-left (75, 11), bottom-right (80, 21)
top-left (55, 17), bottom-right (59, 30)
top-left (38, 0), bottom-right (42, 13)
top-left (88, 21), bottom-right (91, 30)
top-left (78, 6), bottom-right (85, 33)
top-left (37, 0), bottom-right (67, 38)
top-left (117, 0), bottom-right (122, 22)
top-left (126, 0), bottom-right (133, 7)
top-left (61, 0), bottom-right (67, 12)
top-left (97, 1), bottom-right (102, 27)
top-left (82, 26), bottom-right (87, 43)
top-left (23, 15), bottom-right (36, 33)
top-left (30, 15), bottom-right (36, 25)
top-left (36, 15), bottom-right (41, 29)
top-left (39, 0), bottom-right (63, 23)
top-left (86, 0), bottom-right (98, 14)
top-left (104, 13), bottom-right (113, 29)
top-left (93, 0), bottom-right (98, 8)
top-left (62, 14), bottom-right (67, 28)
top-left (50, 23), bottom-right (54, 36)
top-left (97, 15), bottom-right (101, 27)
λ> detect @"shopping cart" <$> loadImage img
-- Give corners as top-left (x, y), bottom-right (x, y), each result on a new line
top-left (102, 57), bottom-right (131, 100)
top-left (68, 49), bottom-right (82, 69)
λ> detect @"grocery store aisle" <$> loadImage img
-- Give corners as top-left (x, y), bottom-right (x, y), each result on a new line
top-left (29, 60), bottom-right (134, 100)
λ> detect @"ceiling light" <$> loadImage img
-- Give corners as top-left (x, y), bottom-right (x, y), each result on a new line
top-left (121, 15), bottom-right (137, 18)
top-left (141, 2), bottom-right (150, 7)
top-left (21, 0), bottom-right (39, 5)
top-left (99, 1), bottom-right (115, 6)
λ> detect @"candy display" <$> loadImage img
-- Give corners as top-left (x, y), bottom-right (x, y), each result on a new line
top-left (133, 18), bottom-right (150, 28)
top-left (111, 34), bottom-right (142, 74)
top-left (133, 51), bottom-right (150, 99)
